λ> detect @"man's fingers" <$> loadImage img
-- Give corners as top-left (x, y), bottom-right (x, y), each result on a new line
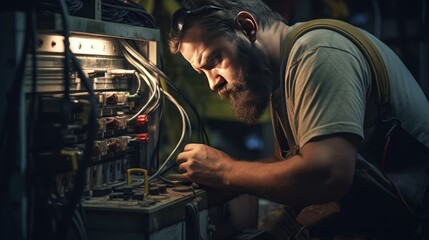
top-left (182, 143), bottom-right (201, 152)
top-left (178, 143), bottom-right (201, 164)
top-left (176, 151), bottom-right (189, 165)
top-left (181, 173), bottom-right (191, 182)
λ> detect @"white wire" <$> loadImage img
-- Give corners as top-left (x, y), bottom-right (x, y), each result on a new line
top-left (123, 51), bottom-right (156, 95)
top-left (129, 71), bottom-right (142, 97)
top-left (119, 38), bottom-right (193, 182)
top-left (122, 51), bottom-right (161, 121)
top-left (127, 73), bottom-right (159, 121)
top-left (120, 39), bottom-right (169, 81)
top-left (138, 72), bottom-right (161, 113)
top-left (148, 89), bottom-right (192, 182)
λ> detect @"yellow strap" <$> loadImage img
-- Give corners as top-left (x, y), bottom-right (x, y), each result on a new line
top-left (284, 18), bottom-right (390, 106)
top-left (127, 168), bottom-right (148, 195)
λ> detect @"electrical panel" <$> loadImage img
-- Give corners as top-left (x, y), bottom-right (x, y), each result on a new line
top-left (1, 5), bottom-right (209, 240)
top-left (29, 19), bottom-right (160, 195)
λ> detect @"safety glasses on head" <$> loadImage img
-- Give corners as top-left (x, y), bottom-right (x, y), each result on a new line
top-left (171, 5), bottom-right (224, 34)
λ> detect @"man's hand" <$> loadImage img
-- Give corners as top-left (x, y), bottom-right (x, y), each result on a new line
top-left (176, 143), bottom-right (234, 187)
top-left (176, 135), bottom-right (357, 206)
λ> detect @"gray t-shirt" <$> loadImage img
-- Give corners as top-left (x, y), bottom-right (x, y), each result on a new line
top-left (271, 22), bottom-right (429, 155)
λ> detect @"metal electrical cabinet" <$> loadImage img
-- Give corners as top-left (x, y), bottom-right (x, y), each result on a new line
top-left (1, 7), bottom-right (209, 240)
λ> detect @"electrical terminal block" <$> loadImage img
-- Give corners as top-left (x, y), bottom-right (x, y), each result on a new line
top-left (97, 118), bottom-right (107, 134)
top-left (116, 136), bottom-right (132, 151)
top-left (93, 140), bottom-right (108, 158)
top-left (106, 93), bottom-right (119, 105)
top-left (92, 136), bottom-right (130, 159)
top-left (106, 137), bottom-right (130, 153)
top-left (103, 115), bottom-right (128, 131)
top-left (115, 115), bottom-right (128, 129)
top-left (109, 69), bottom-right (136, 76)
top-left (107, 92), bottom-right (129, 105)
top-left (97, 91), bottom-right (130, 106)
top-left (83, 69), bottom-right (107, 79)
top-left (107, 138), bottom-right (120, 154)
top-left (105, 117), bottom-right (119, 130)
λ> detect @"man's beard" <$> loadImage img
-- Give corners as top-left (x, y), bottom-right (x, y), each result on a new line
top-left (219, 38), bottom-right (273, 125)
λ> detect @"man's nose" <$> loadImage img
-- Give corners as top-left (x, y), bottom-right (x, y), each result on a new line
top-left (206, 69), bottom-right (220, 91)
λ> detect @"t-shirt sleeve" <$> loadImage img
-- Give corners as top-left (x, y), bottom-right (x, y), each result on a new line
top-left (287, 46), bottom-right (368, 147)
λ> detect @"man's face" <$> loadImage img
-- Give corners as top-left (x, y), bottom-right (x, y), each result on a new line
top-left (179, 25), bottom-right (273, 125)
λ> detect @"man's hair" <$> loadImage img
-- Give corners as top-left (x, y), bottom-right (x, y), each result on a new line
top-left (168, 0), bottom-right (285, 54)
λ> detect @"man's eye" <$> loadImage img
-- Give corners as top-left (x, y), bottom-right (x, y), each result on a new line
top-left (205, 55), bottom-right (221, 69)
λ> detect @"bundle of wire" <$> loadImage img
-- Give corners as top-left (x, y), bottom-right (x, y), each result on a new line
top-left (36, 0), bottom-right (83, 15)
top-left (120, 39), bottom-right (196, 184)
top-left (36, 0), bottom-right (155, 28)
top-left (102, 0), bottom-right (156, 28)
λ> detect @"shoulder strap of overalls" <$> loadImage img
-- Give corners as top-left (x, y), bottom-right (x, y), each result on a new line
top-left (284, 18), bottom-right (390, 107)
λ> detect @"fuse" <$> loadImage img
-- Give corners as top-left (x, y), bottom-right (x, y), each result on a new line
top-left (135, 115), bottom-right (149, 127)
top-left (136, 133), bottom-right (149, 143)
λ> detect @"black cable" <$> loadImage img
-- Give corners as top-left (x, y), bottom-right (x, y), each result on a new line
top-left (0, 19), bottom-right (30, 161)
top-left (72, 204), bottom-right (88, 240)
top-left (158, 175), bottom-right (181, 185)
top-left (156, 49), bottom-right (210, 145)
top-left (35, 0), bottom-right (82, 15)
top-left (162, 76), bottom-right (210, 145)
top-left (146, 77), bottom-right (165, 175)
top-left (54, 52), bottom-right (97, 240)
top-left (66, 0), bottom-right (83, 13)
top-left (101, 0), bottom-right (156, 28)
top-left (158, 162), bottom-right (178, 178)
top-left (185, 201), bottom-right (203, 240)
top-left (26, 6), bottom-right (40, 239)
top-left (58, 0), bottom-right (72, 126)
top-left (155, 29), bottom-right (209, 146)
top-left (287, 225), bottom-right (310, 240)
top-left (71, 214), bottom-right (85, 240)
top-left (0, 5), bottom-right (39, 240)
top-left (0, 3), bottom-right (34, 212)
top-left (52, 2), bottom-right (80, 238)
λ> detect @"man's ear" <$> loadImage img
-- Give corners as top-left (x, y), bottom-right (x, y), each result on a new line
top-left (235, 11), bottom-right (258, 43)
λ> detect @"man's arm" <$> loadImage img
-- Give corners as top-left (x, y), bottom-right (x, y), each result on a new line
top-left (176, 133), bottom-right (357, 207)
top-left (200, 137), bottom-right (285, 206)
